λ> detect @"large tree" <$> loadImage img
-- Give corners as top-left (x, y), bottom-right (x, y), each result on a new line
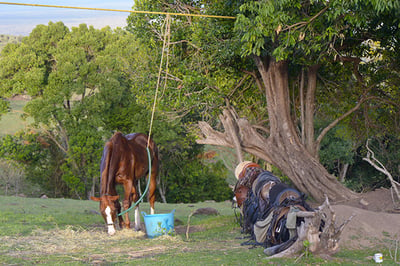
top-left (129, 0), bottom-right (400, 202)
top-left (0, 22), bottom-right (152, 198)
top-left (0, 21), bottom-right (233, 201)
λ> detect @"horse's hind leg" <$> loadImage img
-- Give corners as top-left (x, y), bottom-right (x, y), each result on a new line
top-left (121, 180), bottom-right (133, 229)
top-left (131, 181), bottom-right (141, 231)
top-left (134, 205), bottom-right (140, 231)
top-left (148, 163), bottom-right (158, 215)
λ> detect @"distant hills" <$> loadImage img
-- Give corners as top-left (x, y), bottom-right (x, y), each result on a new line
top-left (0, 34), bottom-right (23, 52)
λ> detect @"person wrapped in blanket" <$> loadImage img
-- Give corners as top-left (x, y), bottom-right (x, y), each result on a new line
top-left (233, 161), bottom-right (314, 255)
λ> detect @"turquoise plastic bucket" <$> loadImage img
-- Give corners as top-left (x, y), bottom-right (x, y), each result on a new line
top-left (141, 209), bottom-right (175, 238)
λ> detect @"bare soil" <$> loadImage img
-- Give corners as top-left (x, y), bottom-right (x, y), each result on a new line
top-left (176, 188), bottom-right (400, 251)
top-left (332, 187), bottom-right (400, 249)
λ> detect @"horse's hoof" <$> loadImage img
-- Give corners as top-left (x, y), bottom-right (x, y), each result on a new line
top-left (108, 228), bottom-right (116, 236)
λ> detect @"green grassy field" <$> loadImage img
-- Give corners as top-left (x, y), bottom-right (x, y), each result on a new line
top-left (0, 34), bottom-right (23, 52)
top-left (0, 196), bottom-right (394, 265)
top-left (0, 99), bottom-right (33, 136)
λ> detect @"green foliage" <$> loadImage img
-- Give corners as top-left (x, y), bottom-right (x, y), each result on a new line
top-left (346, 136), bottom-right (400, 192)
top-left (1, 1), bottom-right (399, 200)
top-left (127, 1), bottom-right (258, 122)
top-left (319, 123), bottom-right (355, 176)
top-left (166, 160), bottom-right (231, 203)
top-left (303, 239), bottom-right (311, 258)
top-left (127, 0), bottom-right (400, 196)
top-left (0, 34), bottom-right (23, 52)
top-left (0, 23), bottom-right (153, 198)
top-left (0, 132), bottom-right (42, 164)
top-left (235, 0), bottom-right (400, 63)
top-left (0, 131), bottom-right (68, 197)
top-left (0, 21), bottom-right (233, 202)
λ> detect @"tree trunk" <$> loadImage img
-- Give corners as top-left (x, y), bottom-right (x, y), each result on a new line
top-left (157, 175), bottom-right (167, 203)
top-left (339, 163), bottom-right (349, 182)
top-left (304, 65), bottom-right (319, 158)
top-left (198, 57), bottom-right (357, 202)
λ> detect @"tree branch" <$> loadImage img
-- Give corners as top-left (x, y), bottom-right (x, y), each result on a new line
top-left (196, 107), bottom-right (273, 163)
top-left (283, 5), bottom-right (330, 32)
top-left (196, 121), bottom-right (232, 147)
top-left (227, 73), bottom-right (251, 98)
top-left (314, 96), bottom-right (372, 154)
top-left (40, 126), bottom-right (68, 154)
top-left (242, 70), bottom-right (266, 95)
top-left (363, 139), bottom-right (400, 202)
top-left (222, 107), bottom-right (243, 163)
top-left (338, 56), bottom-right (363, 84)
top-left (169, 39), bottom-right (202, 51)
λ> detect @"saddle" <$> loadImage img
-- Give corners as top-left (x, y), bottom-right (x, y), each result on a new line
top-left (234, 164), bottom-right (312, 254)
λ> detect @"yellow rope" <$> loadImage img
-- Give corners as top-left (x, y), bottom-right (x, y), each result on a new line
top-left (161, 13), bottom-right (171, 100)
top-left (0, 2), bottom-right (236, 19)
top-left (147, 14), bottom-right (171, 146)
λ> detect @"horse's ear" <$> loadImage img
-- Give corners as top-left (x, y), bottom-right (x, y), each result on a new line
top-left (90, 196), bottom-right (101, 202)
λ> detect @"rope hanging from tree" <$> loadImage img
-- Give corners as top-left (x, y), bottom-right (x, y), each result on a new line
top-left (147, 14), bottom-right (171, 145)
top-left (119, 15), bottom-right (171, 216)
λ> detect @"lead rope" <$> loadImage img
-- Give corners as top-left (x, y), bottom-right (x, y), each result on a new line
top-left (118, 146), bottom-right (152, 216)
top-left (118, 15), bottom-right (171, 216)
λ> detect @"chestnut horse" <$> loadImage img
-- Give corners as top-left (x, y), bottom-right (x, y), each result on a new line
top-left (91, 132), bottom-right (159, 235)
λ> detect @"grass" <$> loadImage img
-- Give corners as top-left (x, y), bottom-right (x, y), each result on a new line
top-left (0, 196), bottom-right (398, 265)
top-left (0, 99), bottom-right (33, 136)
top-left (0, 34), bottom-right (23, 52)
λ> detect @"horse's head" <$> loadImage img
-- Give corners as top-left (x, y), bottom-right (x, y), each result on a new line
top-left (90, 195), bottom-right (120, 235)
top-left (234, 185), bottom-right (249, 208)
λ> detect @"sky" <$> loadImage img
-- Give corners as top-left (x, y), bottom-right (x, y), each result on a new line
top-left (0, 1), bottom-right (134, 36)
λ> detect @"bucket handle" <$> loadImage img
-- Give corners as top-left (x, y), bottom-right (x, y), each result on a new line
top-left (141, 209), bottom-right (176, 217)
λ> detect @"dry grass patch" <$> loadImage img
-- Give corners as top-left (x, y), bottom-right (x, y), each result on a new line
top-left (1, 225), bottom-right (184, 263)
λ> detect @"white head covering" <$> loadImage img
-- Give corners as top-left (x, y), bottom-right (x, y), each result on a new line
top-left (234, 161), bottom-right (253, 179)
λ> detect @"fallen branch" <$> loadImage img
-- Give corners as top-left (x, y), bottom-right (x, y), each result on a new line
top-left (363, 140), bottom-right (400, 204)
top-left (186, 212), bottom-right (194, 240)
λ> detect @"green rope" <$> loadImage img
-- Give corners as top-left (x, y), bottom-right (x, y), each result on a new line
top-left (118, 146), bottom-right (152, 216)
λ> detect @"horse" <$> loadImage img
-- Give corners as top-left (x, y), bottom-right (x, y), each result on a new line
top-left (90, 132), bottom-right (159, 235)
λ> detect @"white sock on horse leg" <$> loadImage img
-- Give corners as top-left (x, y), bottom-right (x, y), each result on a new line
top-left (105, 206), bottom-right (116, 235)
top-left (135, 206), bottom-right (140, 230)
top-left (151, 207), bottom-right (155, 215)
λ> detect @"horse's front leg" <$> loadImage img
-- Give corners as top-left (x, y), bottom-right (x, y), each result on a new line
top-left (115, 200), bottom-right (124, 229)
top-left (122, 180), bottom-right (133, 229)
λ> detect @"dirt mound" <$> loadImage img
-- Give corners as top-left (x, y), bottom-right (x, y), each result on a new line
top-left (332, 188), bottom-right (400, 249)
top-left (334, 187), bottom-right (399, 213)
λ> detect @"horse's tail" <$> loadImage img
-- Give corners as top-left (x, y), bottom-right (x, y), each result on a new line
top-left (150, 138), bottom-right (159, 174)
top-left (141, 134), bottom-right (159, 175)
